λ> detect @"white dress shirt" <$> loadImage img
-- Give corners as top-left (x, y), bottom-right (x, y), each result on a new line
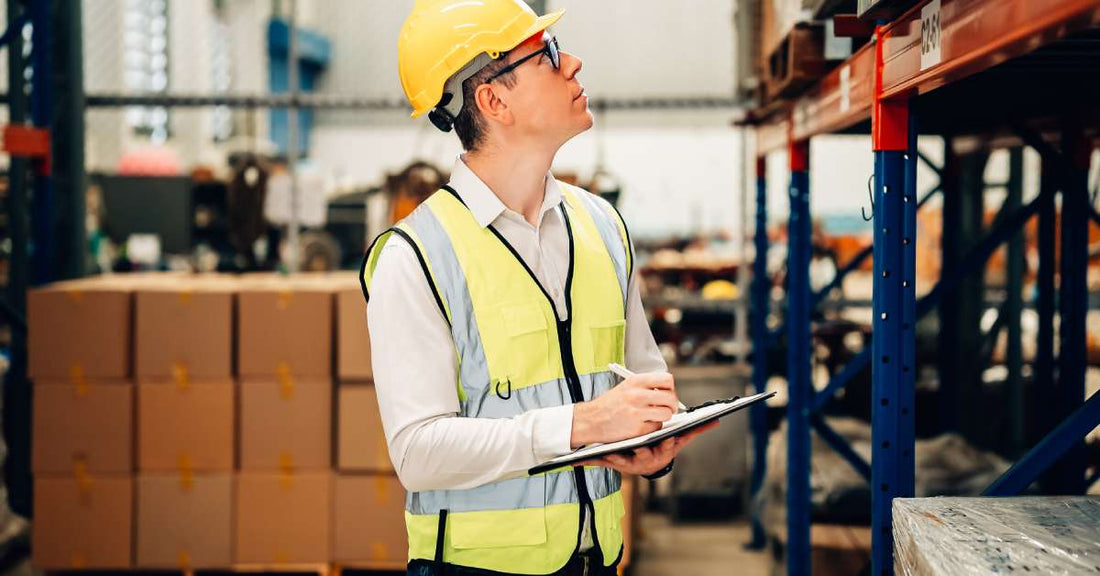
top-left (366, 157), bottom-right (667, 549)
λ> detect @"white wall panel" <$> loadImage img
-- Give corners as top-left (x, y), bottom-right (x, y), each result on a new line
top-left (547, 0), bottom-right (736, 99)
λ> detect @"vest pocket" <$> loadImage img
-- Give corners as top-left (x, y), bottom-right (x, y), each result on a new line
top-left (500, 304), bottom-right (552, 385)
top-left (589, 319), bottom-right (626, 367)
top-left (449, 506), bottom-right (548, 549)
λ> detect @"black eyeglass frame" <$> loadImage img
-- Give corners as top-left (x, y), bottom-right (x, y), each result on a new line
top-left (485, 36), bottom-right (560, 83)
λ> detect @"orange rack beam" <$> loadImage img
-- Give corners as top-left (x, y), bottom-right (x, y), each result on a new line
top-left (756, 0), bottom-right (1100, 152)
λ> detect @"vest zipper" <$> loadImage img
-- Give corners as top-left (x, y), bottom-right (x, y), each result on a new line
top-left (552, 203), bottom-right (604, 559)
top-left (554, 317), bottom-right (602, 557)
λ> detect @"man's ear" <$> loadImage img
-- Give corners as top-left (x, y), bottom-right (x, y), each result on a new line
top-left (474, 82), bottom-right (514, 127)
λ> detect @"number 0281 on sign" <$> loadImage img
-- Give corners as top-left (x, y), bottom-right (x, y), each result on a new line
top-left (920, 0), bottom-right (942, 71)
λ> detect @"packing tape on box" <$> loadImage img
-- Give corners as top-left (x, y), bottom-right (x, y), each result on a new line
top-left (69, 364), bottom-right (88, 394)
top-left (279, 452), bottom-right (295, 490)
top-left (178, 290), bottom-right (193, 305)
top-left (73, 457), bottom-right (93, 497)
top-left (178, 454), bottom-right (194, 491)
top-left (177, 549), bottom-right (192, 570)
top-left (71, 550), bottom-right (89, 569)
top-left (172, 362), bottom-right (190, 390)
top-left (277, 362), bottom-right (295, 399)
top-left (275, 549), bottom-right (290, 565)
top-left (372, 542), bottom-right (389, 561)
top-left (64, 289), bottom-right (84, 303)
top-left (277, 290), bottom-right (293, 310)
top-left (373, 475), bottom-right (389, 504)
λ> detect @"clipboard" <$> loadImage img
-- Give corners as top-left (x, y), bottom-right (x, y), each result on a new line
top-left (528, 390), bottom-right (775, 475)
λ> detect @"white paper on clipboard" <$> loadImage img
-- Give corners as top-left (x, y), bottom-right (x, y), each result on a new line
top-left (528, 390), bottom-right (775, 475)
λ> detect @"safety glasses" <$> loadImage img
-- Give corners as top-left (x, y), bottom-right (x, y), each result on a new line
top-left (486, 36), bottom-right (560, 82)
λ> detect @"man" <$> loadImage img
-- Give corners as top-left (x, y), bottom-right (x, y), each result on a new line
top-left (361, 2), bottom-right (715, 574)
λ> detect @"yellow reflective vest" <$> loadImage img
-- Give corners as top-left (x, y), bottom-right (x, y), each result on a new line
top-left (361, 182), bottom-right (633, 574)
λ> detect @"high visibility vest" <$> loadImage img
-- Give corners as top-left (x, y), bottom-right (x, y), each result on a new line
top-left (361, 182), bottom-right (634, 574)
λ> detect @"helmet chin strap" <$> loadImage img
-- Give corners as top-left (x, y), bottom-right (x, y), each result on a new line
top-left (429, 53), bottom-right (496, 132)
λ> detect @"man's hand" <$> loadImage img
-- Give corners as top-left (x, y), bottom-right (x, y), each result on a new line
top-left (570, 372), bottom-right (679, 449)
top-left (578, 421), bottom-right (719, 476)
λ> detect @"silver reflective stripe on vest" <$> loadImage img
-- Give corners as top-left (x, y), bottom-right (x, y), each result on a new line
top-left (469, 371), bottom-right (616, 419)
top-left (404, 205), bottom-right (491, 411)
top-left (576, 371), bottom-right (617, 402)
top-left (568, 190), bottom-right (629, 303)
top-left (473, 377), bottom-right (571, 419)
top-left (408, 463), bottom-right (622, 515)
top-left (584, 465), bottom-right (622, 500)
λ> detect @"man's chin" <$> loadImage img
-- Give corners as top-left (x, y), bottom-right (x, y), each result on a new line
top-left (576, 110), bottom-right (595, 132)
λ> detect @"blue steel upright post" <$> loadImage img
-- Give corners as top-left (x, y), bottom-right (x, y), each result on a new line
top-left (1034, 156), bottom-right (1057, 465)
top-left (29, 0), bottom-right (54, 284)
top-left (1052, 125), bottom-right (1091, 494)
top-left (869, 25), bottom-right (916, 576)
top-left (785, 134), bottom-right (812, 576)
top-left (748, 156), bottom-right (771, 549)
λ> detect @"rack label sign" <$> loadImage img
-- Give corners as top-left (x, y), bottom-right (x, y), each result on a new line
top-left (920, 0), bottom-right (942, 70)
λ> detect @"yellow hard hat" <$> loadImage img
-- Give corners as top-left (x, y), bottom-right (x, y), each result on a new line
top-left (398, 0), bottom-right (564, 122)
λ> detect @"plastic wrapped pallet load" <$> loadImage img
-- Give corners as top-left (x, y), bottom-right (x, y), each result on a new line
top-left (893, 496), bottom-right (1100, 575)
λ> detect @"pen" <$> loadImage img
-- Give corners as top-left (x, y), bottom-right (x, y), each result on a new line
top-left (607, 363), bottom-right (688, 412)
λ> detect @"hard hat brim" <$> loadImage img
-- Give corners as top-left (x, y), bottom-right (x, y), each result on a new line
top-left (409, 9), bottom-right (566, 119)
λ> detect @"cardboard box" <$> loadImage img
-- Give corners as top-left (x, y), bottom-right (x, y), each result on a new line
top-left (32, 475), bottom-right (133, 569)
top-left (337, 384), bottom-right (392, 472)
top-left (28, 279), bottom-right (132, 380)
top-left (136, 473), bottom-right (233, 568)
top-left (138, 382), bottom-right (234, 472)
top-left (235, 471), bottom-right (332, 563)
top-left (135, 283), bottom-right (233, 381)
top-left (240, 379), bottom-right (332, 471)
top-left (621, 474), bottom-right (637, 568)
top-left (333, 474), bottom-right (407, 565)
top-left (237, 278), bottom-right (333, 379)
top-left (336, 284), bottom-right (372, 381)
top-left (33, 382), bottom-right (133, 474)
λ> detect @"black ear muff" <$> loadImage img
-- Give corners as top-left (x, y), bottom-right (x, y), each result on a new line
top-left (428, 92), bottom-right (456, 132)
top-left (428, 107), bottom-right (455, 132)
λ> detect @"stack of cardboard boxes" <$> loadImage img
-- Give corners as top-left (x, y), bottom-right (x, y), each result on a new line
top-left (29, 271), bottom-right (634, 572)
top-left (134, 277), bottom-right (235, 569)
top-left (30, 277), bottom-right (136, 569)
top-left (332, 274), bottom-right (408, 570)
top-left (28, 273), bottom-right (403, 571)
top-left (236, 275), bottom-right (334, 565)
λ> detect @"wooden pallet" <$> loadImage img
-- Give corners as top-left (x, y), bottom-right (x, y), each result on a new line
top-left (760, 23), bottom-right (830, 102)
top-left (332, 561), bottom-right (406, 576)
top-left (46, 564), bottom-right (332, 576)
top-left (198, 564), bottom-right (333, 576)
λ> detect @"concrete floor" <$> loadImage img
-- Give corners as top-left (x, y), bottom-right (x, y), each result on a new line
top-left (632, 514), bottom-right (770, 576)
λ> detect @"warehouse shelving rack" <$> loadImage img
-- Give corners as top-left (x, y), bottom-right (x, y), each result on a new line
top-left (744, 1), bottom-right (1100, 575)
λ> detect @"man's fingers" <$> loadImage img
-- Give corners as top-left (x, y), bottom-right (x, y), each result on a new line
top-left (640, 406), bottom-right (674, 423)
top-left (637, 389), bottom-right (680, 413)
top-left (604, 452), bottom-right (640, 470)
top-left (624, 372), bottom-right (675, 391)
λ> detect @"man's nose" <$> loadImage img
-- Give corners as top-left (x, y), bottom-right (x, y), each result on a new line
top-left (560, 51), bottom-right (583, 78)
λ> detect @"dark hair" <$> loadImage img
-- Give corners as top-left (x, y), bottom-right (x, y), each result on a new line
top-left (453, 56), bottom-right (518, 151)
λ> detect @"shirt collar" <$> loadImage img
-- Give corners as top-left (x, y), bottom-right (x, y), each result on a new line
top-left (447, 156), bottom-right (563, 229)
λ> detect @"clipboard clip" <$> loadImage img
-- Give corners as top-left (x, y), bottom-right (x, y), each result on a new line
top-left (687, 396), bottom-right (741, 413)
